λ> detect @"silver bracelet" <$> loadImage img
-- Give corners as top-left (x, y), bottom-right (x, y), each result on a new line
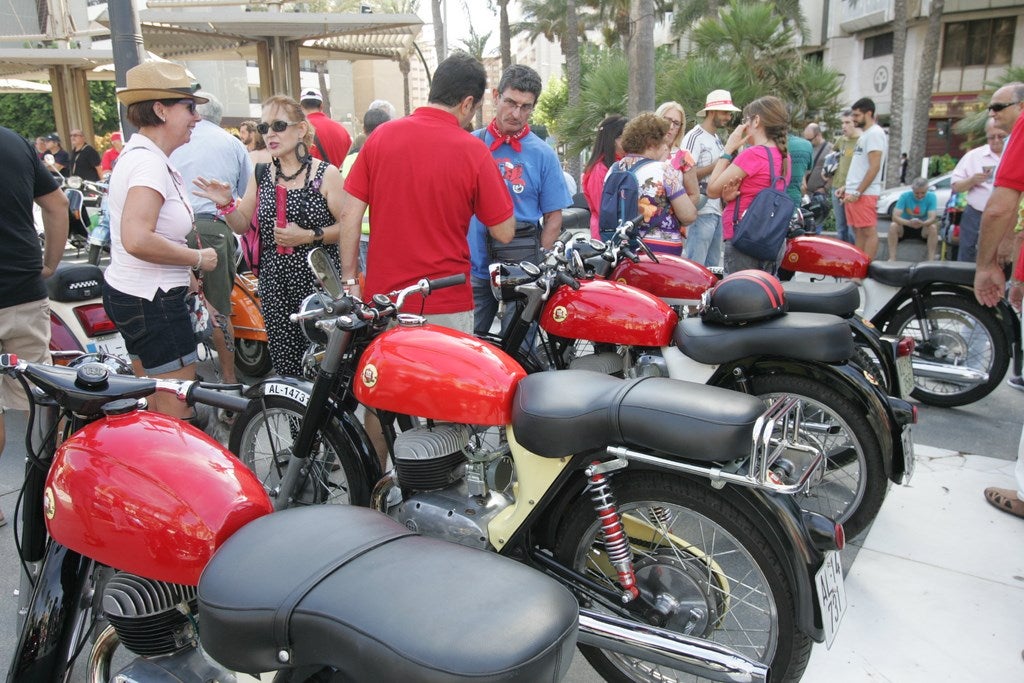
top-left (194, 249), bottom-right (203, 270)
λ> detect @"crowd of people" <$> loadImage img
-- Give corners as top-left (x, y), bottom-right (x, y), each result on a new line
top-left (5, 54), bottom-right (1023, 522)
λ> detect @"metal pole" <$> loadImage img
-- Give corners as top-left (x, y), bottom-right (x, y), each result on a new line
top-left (107, 0), bottom-right (146, 140)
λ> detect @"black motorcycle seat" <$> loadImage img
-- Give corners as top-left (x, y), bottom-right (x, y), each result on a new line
top-left (867, 260), bottom-right (976, 288)
top-left (783, 280), bottom-right (860, 317)
top-left (512, 370), bottom-right (764, 462)
top-left (674, 312), bottom-right (854, 365)
top-left (198, 506), bottom-right (578, 682)
top-left (45, 262), bottom-right (105, 302)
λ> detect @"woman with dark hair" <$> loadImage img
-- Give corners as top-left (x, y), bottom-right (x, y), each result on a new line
top-left (613, 112), bottom-right (697, 255)
top-left (195, 95), bottom-right (345, 376)
top-left (707, 95), bottom-right (791, 274)
top-left (582, 115), bottom-right (627, 239)
top-left (102, 61), bottom-right (216, 418)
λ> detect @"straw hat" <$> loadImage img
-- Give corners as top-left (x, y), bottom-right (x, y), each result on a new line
top-left (116, 61), bottom-right (208, 106)
top-left (696, 89), bottom-right (741, 117)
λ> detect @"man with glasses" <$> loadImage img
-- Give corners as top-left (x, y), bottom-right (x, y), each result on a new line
top-left (681, 89), bottom-right (741, 267)
top-left (951, 119), bottom-right (1008, 262)
top-left (68, 129), bottom-right (102, 182)
top-left (468, 64), bottom-right (571, 336)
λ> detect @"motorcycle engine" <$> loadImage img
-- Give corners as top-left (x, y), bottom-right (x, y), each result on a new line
top-left (387, 422), bottom-right (514, 550)
top-left (102, 574), bottom-right (199, 656)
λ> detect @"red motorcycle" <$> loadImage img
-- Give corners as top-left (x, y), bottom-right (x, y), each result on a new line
top-left (488, 236), bottom-right (915, 541)
top-left (3, 354), bottom-right (579, 682)
top-left (226, 249), bottom-right (847, 683)
top-left (780, 233), bottom-right (1020, 407)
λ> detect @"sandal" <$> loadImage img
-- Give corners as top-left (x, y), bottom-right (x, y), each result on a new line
top-left (984, 487), bottom-right (1024, 519)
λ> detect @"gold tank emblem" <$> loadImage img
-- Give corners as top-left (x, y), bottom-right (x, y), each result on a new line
top-left (787, 252), bottom-right (799, 264)
top-left (43, 487), bottom-right (56, 520)
top-left (552, 306), bottom-right (568, 323)
top-left (361, 364), bottom-right (378, 388)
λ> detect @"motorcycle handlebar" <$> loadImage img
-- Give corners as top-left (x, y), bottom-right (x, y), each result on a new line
top-left (555, 270), bottom-right (581, 291)
top-left (427, 274), bottom-right (466, 291)
top-left (188, 385), bottom-right (251, 413)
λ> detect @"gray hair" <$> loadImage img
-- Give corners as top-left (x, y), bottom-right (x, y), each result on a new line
top-left (368, 99), bottom-right (397, 119)
top-left (195, 91), bottom-right (223, 125)
top-left (911, 177), bottom-right (929, 190)
top-left (497, 64), bottom-right (542, 99)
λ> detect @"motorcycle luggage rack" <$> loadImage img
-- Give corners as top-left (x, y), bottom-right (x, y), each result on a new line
top-left (606, 396), bottom-right (823, 495)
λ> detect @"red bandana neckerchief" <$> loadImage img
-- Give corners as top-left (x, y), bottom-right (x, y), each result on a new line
top-left (487, 119), bottom-right (530, 152)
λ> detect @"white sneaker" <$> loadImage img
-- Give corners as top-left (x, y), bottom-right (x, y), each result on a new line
top-left (1007, 376), bottom-right (1024, 392)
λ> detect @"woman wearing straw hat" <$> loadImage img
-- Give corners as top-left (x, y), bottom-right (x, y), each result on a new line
top-left (101, 60), bottom-right (217, 418)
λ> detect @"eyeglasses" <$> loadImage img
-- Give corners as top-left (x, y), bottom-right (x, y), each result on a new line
top-left (988, 101), bottom-right (1020, 113)
top-left (500, 97), bottom-right (535, 114)
top-left (663, 117), bottom-right (682, 129)
top-left (257, 120), bottom-right (301, 135)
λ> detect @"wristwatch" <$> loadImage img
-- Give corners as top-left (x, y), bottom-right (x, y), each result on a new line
top-left (311, 225), bottom-right (324, 243)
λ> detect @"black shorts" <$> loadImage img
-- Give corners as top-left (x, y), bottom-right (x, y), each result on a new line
top-left (102, 284), bottom-right (198, 374)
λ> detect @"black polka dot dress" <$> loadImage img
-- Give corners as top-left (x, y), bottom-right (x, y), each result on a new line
top-left (255, 162), bottom-right (339, 377)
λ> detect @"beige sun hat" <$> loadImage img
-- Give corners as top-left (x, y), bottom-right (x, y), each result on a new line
top-left (116, 61), bottom-right (208, 106)
top-left (696, 89), bottom-right (741, 117)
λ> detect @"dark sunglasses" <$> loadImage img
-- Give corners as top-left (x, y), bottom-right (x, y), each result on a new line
top-left (988, 101), bottom-right (1020, 113)
top-left (160, 98), bottom-right (197, 114)
top-left (257, 120), bottom-right (300, 135)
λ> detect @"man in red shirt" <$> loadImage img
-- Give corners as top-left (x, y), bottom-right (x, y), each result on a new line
top-left (101, 132), bottom-right (122, 179)
top-left (300, 88), bottom-right (352, 167)
top-left (339, 52), bottom-right (514, 331)
top-left (974, 102), bottom-right (1024, 520)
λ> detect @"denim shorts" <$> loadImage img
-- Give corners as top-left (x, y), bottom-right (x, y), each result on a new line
top-left (102, 284), bottom-right (199, 375)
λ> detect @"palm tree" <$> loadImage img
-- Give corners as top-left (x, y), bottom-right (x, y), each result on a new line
top-left (886, 0), bottom-right (909, 189)
top-left (374, 0), bottom-right (422, 116)
top-left (907, 0), bottom-right (944, 183)
top-left (672, 0), bottom-right (809, 42)
top-left (628, 0), bottom-right (656, 116)
top-left (456, 3), bottom-right (493, 129)
top-left (431, 0), bottom-right (446, 63)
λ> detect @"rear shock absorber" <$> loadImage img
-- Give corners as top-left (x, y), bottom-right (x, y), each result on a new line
top-left (587, 462), bottom-right (640, 602)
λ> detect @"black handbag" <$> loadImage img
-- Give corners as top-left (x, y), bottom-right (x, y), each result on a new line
top-left (486, 220), bottom-right (543, 265)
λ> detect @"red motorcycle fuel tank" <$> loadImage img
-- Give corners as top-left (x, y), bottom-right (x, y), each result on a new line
top-left (783, 235), bottom-right (870, 279)
top-left (45, 411), bottom-right (273, 586)
top-left (354, 323), bottom-right (526, 425)
top-left (541, 279), bottom-right (677, 346)
top-left (611, 253), bottom-right (718, 303)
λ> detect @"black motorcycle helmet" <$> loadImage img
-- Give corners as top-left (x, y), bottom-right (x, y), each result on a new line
top-left (699, 270), bottom-right (788, 325)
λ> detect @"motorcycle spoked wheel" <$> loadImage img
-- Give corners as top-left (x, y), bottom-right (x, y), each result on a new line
top-left (750, 374), bottom-right (886, 540)
top-left (554, 471), bottom-right (811, 683)
top-left (228, 396), bottom-right (369, 507)
top-left (885, 294), bottom-right (1009, 407)
top-left (234, 337), bottom-right (273, 378)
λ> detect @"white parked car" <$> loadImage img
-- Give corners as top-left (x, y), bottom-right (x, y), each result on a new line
top-left (877, 172), bottom-right (953, 220)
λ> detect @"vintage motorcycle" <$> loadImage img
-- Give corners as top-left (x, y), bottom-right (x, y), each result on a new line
top-left (487, 236), bottom-right (915, 541)
top-left (227, 249), bottom-right (847, 682)
top-left (780, 233), bottom-right (1020, 407)
top-left (2, 353), bottom-right (580, 682)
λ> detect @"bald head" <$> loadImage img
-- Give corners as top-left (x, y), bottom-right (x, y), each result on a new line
top-left (989, 82), bottom-right (1024, 133)
top-left (803, 122), bottom-right (822, 143)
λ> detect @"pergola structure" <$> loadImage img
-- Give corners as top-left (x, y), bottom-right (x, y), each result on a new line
top-left (0, 2), bottom-right (422, 142)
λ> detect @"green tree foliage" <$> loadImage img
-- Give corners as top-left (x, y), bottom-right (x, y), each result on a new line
top-left (549, 0), bottom-right (843, 159)
top-left (0, 80), bottom-right (120, 140)
top-left (953, 65), bottom-right (1024, 148)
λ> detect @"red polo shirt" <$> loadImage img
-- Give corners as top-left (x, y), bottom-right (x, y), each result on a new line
top-left (307, 111), bottom-right (352, 167)
top-left (996, 114), bottom-right (1024, 193)
top-left (345, 106), bottom-right (513, 314)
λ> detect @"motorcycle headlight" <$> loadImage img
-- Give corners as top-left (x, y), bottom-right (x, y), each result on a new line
top-left (297, 293), bottom-right (328, 345)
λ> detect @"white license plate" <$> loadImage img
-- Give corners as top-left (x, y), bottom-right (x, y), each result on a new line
top-left (901, 424), bottom-right (915, 482)
top-left (814, 550), bottom-right (847, 649)
top-left (896, 353), bottom-right (914, 397)
top-left (86, 333), bottom-right (129, 360)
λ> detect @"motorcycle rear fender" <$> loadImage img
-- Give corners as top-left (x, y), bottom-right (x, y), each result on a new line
top-left (529, 459), bottom-right (828, 642)
top-left (711, 359), bottom-right (901, 484)
top-left (242, 376), bottom-right (382, 483)
top-left (230, 282), bottom-right (267, 341)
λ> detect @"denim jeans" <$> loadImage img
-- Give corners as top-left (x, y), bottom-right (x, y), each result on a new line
top-left (832, 192), bottom-right (854, 244)
top-left (684, 213), bottom-right (723, 267)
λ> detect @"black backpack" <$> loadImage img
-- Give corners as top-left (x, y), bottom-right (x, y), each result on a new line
top-left (598, 158), bottom-right (656, 240)
top-left (730, 146), bottom-right (795, 262)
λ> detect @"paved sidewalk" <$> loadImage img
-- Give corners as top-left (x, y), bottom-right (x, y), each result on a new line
top-left (804, 445), bottom-right (1024, 681)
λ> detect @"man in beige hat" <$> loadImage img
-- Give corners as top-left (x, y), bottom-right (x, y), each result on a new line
top-left (680, 89), bottom-right (741, 267)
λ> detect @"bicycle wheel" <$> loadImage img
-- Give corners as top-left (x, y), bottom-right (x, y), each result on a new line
top-left (228, 395), bottom-right (369, 506)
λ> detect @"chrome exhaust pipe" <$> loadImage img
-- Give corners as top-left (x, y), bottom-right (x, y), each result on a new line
top-left (577, 608), bottom-right (769, 683)
top-left (911, 358), bottom-right (988, 386)
top-left (86, 625), bottom-right (119, 683)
